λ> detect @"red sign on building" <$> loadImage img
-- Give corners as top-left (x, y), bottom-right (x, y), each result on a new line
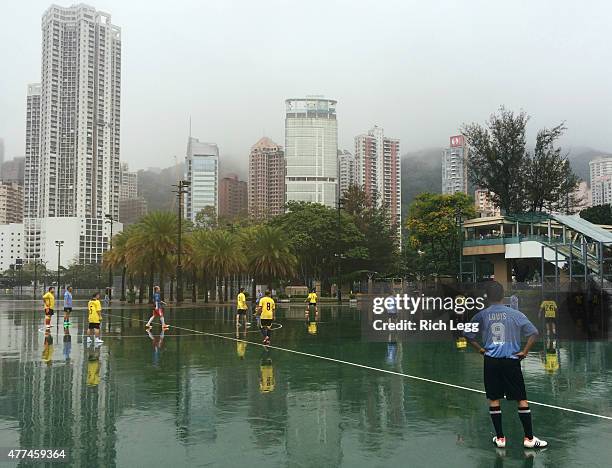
top-left (450, 135), bottom-right (464, 147)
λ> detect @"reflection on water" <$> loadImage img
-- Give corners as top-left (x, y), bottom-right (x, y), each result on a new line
top-left (0, 303), bottom-right (610, 467)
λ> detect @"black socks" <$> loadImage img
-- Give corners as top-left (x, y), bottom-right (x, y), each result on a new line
top-left (489, 406), bottom-right (504, 438)
top-left (518, 406), bottom-right (533, 439)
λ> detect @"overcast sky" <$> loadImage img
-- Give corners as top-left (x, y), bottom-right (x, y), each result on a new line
top-left (1, 0), bottom-right (611, 174)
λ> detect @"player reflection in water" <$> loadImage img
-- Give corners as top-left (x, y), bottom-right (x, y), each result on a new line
top-left (42, 329), bottom-right (54, 366)
top-left (543, 337), bottom-right (560, 374)
top-left (306, 307), bottom-right (318, 335)
top-left (236, 328), bottom-right (247, 360)
top-left (87, 347), bottom-right (101, 387)
top-left (259, 350), bottom-right (275, 393)
top-left (147, 329), bottom-right (165, 367)
top-left (63, 326), bottom-right (72, 361)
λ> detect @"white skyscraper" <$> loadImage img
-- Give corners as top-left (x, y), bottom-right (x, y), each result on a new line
top-left (590, 157), bottom-right (612, 206)
top-left (285, 97), bottom-right (338, 207)
top-left (24, 83), bottom-right (41, 220)
top-left (442, 135), bottom-right (468, 195)
top-left (185, 137), bottom-right (219, 222)
top-left (337, 150), bottom-right (357, 197)
top-left (23, 4), bottom-right (122, 268)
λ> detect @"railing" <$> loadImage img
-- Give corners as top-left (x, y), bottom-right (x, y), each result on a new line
top-left (464, 236), bottom-right (518, 247)
top-left (464, 234), bottom-right (566, 247)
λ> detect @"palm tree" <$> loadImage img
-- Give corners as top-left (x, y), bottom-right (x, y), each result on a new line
top-left (104, 225), bottom-right (134, 301)
top-left (125, 212), bottom-right (177, 302)
top-left (243, 225), bottom-right (297, 296)
top-left (197, 229), bottom-right (245, 303)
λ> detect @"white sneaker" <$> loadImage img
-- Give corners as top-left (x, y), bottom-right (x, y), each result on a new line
top-left (87, 337), bottom-right (92, 344)
top-left (95, 338), bottom-right (104, 344)
top-left (492, 436), bottom-right (506, 448)
top-left (523, 436), bottom-right (547, 448)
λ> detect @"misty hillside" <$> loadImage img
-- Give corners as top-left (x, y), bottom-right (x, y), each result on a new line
top-left (401, 148), bottom-right (443, 215)
top-left (567, 147), bottom-right (612, 182)
top-left (137, 163), bottom-right (184, 212)
top-left (136, 161), bottom-right (248, 213)
top-left (134, 146), bottom-right (611, 215)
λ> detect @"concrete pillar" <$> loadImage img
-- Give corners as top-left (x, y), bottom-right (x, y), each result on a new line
top-left (492, 255), bottom-right (512, 288)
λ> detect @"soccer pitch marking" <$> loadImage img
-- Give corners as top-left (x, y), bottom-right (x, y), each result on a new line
top-left (104, 313), bottom-right (612, 422)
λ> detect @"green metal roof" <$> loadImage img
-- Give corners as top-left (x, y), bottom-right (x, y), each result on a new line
top-left (552, 214), bottom-right (612, 243)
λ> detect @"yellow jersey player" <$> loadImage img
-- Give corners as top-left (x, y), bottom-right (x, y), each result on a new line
top-left (539, 298), bottom-right (558, 335)
top-left (87, 292), bottom-right (103, 346)
top-left (236, 287), bottom-right (248, 326)
top-left (304, 288), bottom-right (318, 321)
top-left (257, 290), bottom-right (275, 345)
top-left (42, 287), bottom-right (55, 328)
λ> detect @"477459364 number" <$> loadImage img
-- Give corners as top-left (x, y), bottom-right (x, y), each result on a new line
top-left (1, 448), bottom-right (69, 463)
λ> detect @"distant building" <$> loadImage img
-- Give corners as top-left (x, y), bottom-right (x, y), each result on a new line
top-left (0, 223), bottom-right (24, 272)
top-left (285, 97), bottom-right (338, 207)
top-left (248, 137), bottom-right (286, 220)
top-left (354, 126), bottom-right (401, 229)
top-left (475, 189), bottom-right (500, 217)
top-left (589, 157), bottom-right (612, 206)
top-left (337, 150), bottom-right (357, 198)
top-left (119, 197), bottom-right (148, 225)
top-left (120, 163), bottom-right (138, 200)
top-left (572, 181), bottom-right (592, 212)
top-left (442, 135), bottom-right (468, 195)
top-left (185, 137), bottom-right (219, 222)
top-left (0, 182), bottom-right (24, 224)
top-left (1, 157), bottom-right (25, 183)
top-left (219, 175), bottom-right (247, 220)
top-left (24, 83), bottom-right (41, 219)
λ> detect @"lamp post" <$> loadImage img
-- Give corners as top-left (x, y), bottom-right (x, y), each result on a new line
top-left (33, 255), bottom-right (40, 299)
top-left (105, 213), bottom-right (114, 302)
top-left (55, 240), bottom-right (64, 294)
top-left (336, 198), bottom-right (343, 303)
top-left (173, 179), bottom-right (191, 304)
top-left (16, 259), bottom-right (23, 296)
top-left (455, 212), bottom-right (463, 284)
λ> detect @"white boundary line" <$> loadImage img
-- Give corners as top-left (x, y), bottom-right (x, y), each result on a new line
top-left (105, 313), bottom-right (612, 422)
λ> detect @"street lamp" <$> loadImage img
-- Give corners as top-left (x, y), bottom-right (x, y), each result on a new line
top-left (173, 179), bottom-right (191, 304)
top-left (336, 198), bottom-right (343, 303)
top-left (16, 258), bottom-right (23, 296)
top-left (55, 240), bottom-right (64, 294)
top-left (105, 213), bottom-right (114, 302)
top-left (455, 212), bottom-right (463, 284)
top-left (33, 254), bottom-right (40, 299)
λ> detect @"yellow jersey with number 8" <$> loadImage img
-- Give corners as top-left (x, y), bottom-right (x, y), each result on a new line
top-left (259, 297), bottom-right (275, 319)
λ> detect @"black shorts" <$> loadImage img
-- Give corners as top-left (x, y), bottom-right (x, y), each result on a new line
top-left (237, 309), bottom-right (247, 315)
top-left (545, 317), bottom-right (556, 323)
top-left (45, 309), bottom-right (54, 316)
top-left (484, 356), bottom-right (527, 401)
top-left (88, 322), bottom-right (100, 330)
top-left (64, 307), bottom-right (72, 312)
top-left (260, 319), bottom-right (273, 328)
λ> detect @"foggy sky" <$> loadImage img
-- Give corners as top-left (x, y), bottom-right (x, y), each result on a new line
top-left (1, 0), bottom-right (611, 176)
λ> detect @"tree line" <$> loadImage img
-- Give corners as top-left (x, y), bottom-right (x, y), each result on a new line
top-left (103, 185), bottom-right (400, 303)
